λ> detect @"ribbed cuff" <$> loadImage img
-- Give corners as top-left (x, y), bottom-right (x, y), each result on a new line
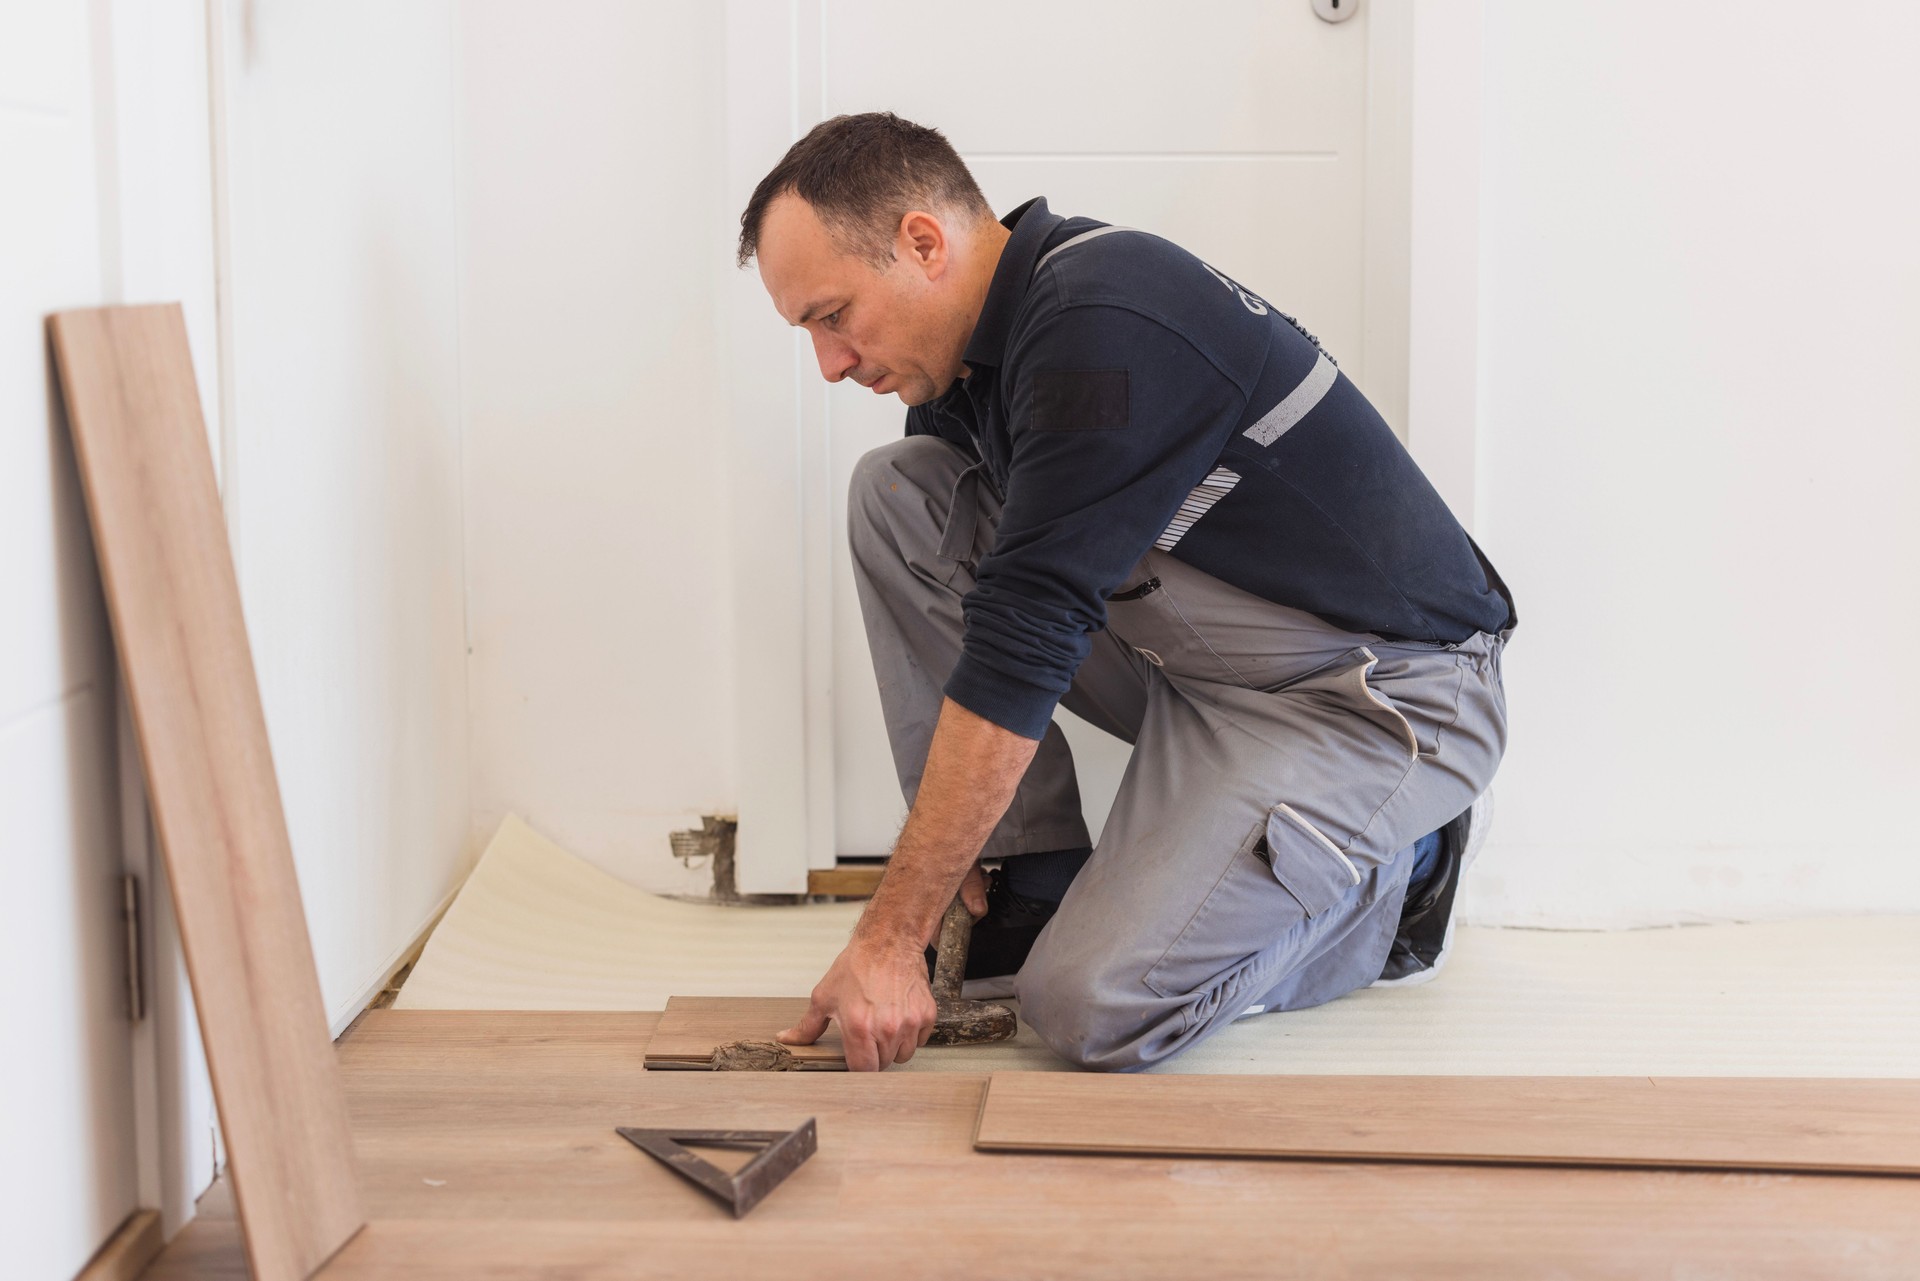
top-left (943, 653), bottom-right (1061, 741)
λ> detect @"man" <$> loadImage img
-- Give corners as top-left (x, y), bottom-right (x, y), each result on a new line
top-left (739, 113), bottom-right (1516, 1073)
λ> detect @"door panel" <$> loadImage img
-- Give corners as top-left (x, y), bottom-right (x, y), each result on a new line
top-left (824, 1), bottom-right (1363, 155)
top-left (818, 3), bottom-right (1379, 856)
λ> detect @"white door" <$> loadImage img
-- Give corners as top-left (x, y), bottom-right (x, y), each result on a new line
top-left (726, 0), bottom-right (1411, 888)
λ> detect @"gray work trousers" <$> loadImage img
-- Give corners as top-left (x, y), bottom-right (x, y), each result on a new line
top-left (850, 436), bottom-right (1511, 1071)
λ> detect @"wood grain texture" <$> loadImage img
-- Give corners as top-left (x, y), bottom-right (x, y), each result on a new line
top-left (77, 1209), bottom-right (163, 1281)
top-left (805, 865), bottom-right (885, 897)
top-left (644, 996), bottom-right (846, 1070)
top-left (48, 305), bottom-right (363, 1281)
top-left (138, 1011), bottom-right (1920, 1280)
top-left (974, 1071), bottom-right (1920, 1174)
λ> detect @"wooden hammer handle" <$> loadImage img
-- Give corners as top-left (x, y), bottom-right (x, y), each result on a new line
top-left (929, 897), bottom-right (973, 1001)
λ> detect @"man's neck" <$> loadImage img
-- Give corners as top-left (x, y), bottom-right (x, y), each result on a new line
top-left (956, 219), bottom-right (1013, 382)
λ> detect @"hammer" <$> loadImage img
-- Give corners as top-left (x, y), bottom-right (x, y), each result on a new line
top-left (926, 896), bottom-right (1017, 1046)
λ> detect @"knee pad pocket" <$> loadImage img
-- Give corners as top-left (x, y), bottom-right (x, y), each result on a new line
top-left (1142, 819), bottom-right (1314, 1002)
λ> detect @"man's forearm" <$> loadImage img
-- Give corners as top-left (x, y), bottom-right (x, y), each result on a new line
top-left (855, 696), bottom-right (1040, 950)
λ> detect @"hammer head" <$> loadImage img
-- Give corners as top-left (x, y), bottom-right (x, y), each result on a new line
top-left (925, 893), bottom-right (1018, 1046)
top-left (928, 997), bottom-right (1018, 1046)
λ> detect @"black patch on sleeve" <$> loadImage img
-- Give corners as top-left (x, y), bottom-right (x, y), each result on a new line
top-left (1030, 369), bottom-right (1129, 432)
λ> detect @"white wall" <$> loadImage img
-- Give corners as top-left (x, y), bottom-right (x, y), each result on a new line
top-left (456, 1), bottom-right (735, 894)
top-left (446, 2), bottom-right (1920, 920)
top-left (103, 0), bottom-right (224, 1237)
top-left (217, 0), bottom-right (473, 1019)
top-left (3, 1), bottom-right (155, 1273)
top-left (1465, 3), bottom-right (1920, 926)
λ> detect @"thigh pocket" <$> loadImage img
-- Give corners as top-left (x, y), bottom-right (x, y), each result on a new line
top-left (1142, 820), bottom-right (1316, 1002)
top-left (1263, 803), bottom-right (1364, 917)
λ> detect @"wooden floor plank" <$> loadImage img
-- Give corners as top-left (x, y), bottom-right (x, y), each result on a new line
top-left (137, 1011), bottom-right (1920, 1280)
top-left (50, 304), bottom-right (363, 1281)
top-left (974, 1071), bottom-right (1920, 1174)
top-left (805, 865), bottom-right (885, 897)
top-left (644, 996), bottom-right (846, 1069)
top-left (150, 1196), bottom-right (1920, 1281)
top-left (77, 1209), bottom-right (164, 1281)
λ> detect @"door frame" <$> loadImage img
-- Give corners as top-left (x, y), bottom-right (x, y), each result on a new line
top-left (724, 0), bottom-right (1482, 892)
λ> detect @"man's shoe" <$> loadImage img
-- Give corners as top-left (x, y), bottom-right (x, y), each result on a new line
top-left (1373, 788), bottom-right (1493, 987)
top-left (923, 867), bottom-right (1061, 989)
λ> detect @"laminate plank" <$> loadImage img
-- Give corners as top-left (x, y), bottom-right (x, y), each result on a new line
top-left (141, 1013), bottom-right (1920, 1280)
top-left (805, 864), bottom-right (885, 897)
top-left (974, 1071), bottom-right (1920, 1174)
top-left (49, 304), bottom-right (363, 1281)
top-left (77, 1209), bottom-right (164, 1281)
top-left (152, 1194), bottom-right (1920, 1281)
top-left (644, 996), bottom-right (846, 1069)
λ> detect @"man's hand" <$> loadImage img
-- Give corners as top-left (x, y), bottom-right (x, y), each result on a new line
top-left (957, 860), bottom-right (989, 920)
top-left (780, 698), bottom-right (1037, 1072)
top-left (776, 933), bottom-right (939, 1071)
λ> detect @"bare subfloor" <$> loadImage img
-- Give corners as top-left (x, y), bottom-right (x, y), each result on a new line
top-left (142, 1010), bottom-right (1920, 1280)
top-left (398, 817), bottom-right (1920, 1077)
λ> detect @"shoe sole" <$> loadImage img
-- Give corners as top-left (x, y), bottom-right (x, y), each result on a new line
top-left (1367, 787), bottom-right (1493, 989)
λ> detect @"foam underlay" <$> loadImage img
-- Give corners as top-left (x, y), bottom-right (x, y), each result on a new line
top-left (397, 815), bottom-right (1920, 1077)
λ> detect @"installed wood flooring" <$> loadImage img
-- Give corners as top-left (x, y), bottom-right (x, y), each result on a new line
top-left (141, 1010), bottom-right (1920, 1280)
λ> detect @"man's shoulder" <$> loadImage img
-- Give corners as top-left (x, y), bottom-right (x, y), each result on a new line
top-left (1009, 225), bottom-right (1278, 384)
top-left (1030, 224), bottom-right (1203, 306)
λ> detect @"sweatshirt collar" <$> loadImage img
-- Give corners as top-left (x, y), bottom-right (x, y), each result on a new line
top-left (960, 196), bottom-right (1060, 373)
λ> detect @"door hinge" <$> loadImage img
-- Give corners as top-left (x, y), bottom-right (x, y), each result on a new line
top-left (121, 873), bottom-right (145, 1023)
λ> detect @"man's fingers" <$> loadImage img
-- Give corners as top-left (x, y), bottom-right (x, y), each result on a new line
top-left (845, 1015), bottom-right (918, 1072)
top-left (841, 1021), bottom-right (881, 1073)
top-left (776, 1004), bottom-right (831, 1047)
top-left (961, 862), bottom-right (989, 918)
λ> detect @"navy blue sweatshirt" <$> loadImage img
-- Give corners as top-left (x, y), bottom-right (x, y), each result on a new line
top-left (909, 197), bottom-right (1516, 740)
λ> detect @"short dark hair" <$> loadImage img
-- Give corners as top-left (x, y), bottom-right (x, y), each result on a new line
top-left (736, 112), bottom-right (993, 269)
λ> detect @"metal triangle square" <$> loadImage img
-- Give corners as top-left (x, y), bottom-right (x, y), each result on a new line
top-left (616, 1118), bottom-right (818, 1218)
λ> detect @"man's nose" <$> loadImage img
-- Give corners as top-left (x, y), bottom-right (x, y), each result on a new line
top-left (811, 331), bottom-right (857, 383)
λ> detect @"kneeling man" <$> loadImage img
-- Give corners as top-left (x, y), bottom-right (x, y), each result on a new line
top-left (739, 113), bottom-right (1517, 1072)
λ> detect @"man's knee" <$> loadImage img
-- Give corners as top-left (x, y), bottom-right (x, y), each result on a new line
top-left (847, 435), bottom-right (965, 523)
top-left (1016, 938), bottom-right (1172, 1073)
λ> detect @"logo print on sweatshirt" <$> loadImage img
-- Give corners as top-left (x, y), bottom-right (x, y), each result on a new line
top-left (1201, 262), bottom-right (1270, 316)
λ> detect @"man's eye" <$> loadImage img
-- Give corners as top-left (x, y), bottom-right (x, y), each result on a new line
top-left (824, 310), bottom-right (842, 327)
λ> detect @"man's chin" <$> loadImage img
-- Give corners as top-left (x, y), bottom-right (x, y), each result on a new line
top-left (897, 376), bottom-right (956, 408)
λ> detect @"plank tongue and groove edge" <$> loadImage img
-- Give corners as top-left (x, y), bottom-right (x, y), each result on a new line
top-left (48, 305), bottom-right (364, 1280)
top-left (645, 996), bottom-right (848, 1070)
top-left (973, 1072), bottom-right (1920, 1175)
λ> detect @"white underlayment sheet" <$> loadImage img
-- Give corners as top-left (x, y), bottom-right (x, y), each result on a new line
top-left (399, 815), bottom-right (1920, 1077)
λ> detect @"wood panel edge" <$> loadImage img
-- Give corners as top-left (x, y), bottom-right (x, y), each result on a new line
top-left (807, 865), bottom-right (887, 897)
top-left (962, 1138), bottom-right (1920, 1177)
top-left (970, 1073), bottom-right (1001, 1150)
top-left (75, 1208), bottom-right (164, 1281)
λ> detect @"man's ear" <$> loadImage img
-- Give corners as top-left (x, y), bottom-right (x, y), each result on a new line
top-left (898, 210), bottom-right (950, 281)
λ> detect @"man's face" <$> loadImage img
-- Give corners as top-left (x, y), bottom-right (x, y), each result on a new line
top-left (757, 193), bottom-right (974, 407)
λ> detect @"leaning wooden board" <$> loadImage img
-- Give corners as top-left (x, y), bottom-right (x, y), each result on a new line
top-left (973, 1072), bottom-right (1920, 1175)
top-left (645, 996), bottom-right (847, 1070)
top-left (49, 305), bottom-right (364, 1280)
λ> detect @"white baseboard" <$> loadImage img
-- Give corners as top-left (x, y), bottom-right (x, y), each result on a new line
top-left (329, 881), bottom-right (463, 1038)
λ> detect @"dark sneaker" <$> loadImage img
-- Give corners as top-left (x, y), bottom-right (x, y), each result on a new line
top-left (923, 867), bottom-right (1062, 985)
top-left (1373, 789), bottom-right (1492, 987)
